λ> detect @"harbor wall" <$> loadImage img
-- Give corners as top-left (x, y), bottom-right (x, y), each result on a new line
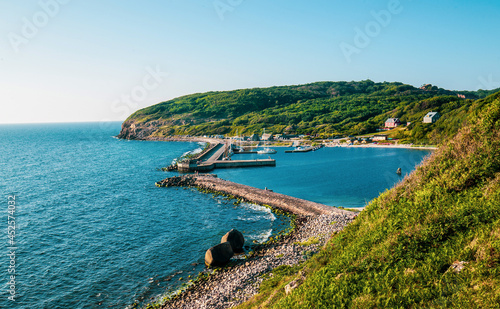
top-left (156, 175), bottom-right (354, 217)
top-left (213, 159), bottom-right (276, 169)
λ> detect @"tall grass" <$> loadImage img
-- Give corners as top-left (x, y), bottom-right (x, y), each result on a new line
top-left (238, 92), bottom-right (500, 308)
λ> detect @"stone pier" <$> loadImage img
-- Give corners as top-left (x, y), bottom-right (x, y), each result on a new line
top-left (156, 175), bottom-right (354, 217)
top-left (177, 143), bottom-right (276, 172)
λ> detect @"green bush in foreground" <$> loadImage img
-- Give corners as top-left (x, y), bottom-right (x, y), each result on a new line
top-left (238, 92), bottom-right (500, 308)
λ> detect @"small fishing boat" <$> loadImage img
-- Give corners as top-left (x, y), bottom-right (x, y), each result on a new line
top-left (257, 128), bottom-right (277, 154)
top-left (257, 147), bottom-right (277, 154)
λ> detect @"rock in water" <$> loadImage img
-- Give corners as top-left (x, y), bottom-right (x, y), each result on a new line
top-left (221, 229), bottom-right (245, 253)
top-left (205, 242), bottom-right (234, 267)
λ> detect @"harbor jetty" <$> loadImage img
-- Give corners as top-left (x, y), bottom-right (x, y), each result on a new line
top-left (156, 174), bottom-right (351, 217)
top-left (285, 145), bottom-right (323, 153)
top-left (177, 143), bottom-right (275, 172)
top-left (156, 174), bottom-right (356, 309)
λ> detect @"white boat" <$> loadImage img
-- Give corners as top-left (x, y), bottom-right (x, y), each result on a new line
top-left (257, 128), bottom-right (277, 154)
top-left (257, 147), bottom-right (277, 154)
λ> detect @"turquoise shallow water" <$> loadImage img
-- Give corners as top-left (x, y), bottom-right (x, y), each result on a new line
top-left (0, 122), bottom-right (431, 308)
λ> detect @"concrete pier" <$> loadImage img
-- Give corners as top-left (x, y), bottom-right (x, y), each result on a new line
top-left (178, 143), bottom-right (276, 172)
top-left (156, 175), bottom-right (354, 217)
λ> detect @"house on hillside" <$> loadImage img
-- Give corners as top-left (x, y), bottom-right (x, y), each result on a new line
top-left (373, 135), bottom-right (388, 141)
top-left (423, 112), bottom-right (441, 123)
top-left (279, 134), bottom-right (299, 140)
top-left (420, 84), bottom-right (437, 91)
top-left (250, 133), bottom-right (260, 141)
top-left (385, 118), bottom-right (402, 128)
top-left (261, 133), bottom-right (273, 141)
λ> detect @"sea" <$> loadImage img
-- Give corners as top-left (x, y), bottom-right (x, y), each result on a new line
top-left (0, 122), bottom-right (431, 309)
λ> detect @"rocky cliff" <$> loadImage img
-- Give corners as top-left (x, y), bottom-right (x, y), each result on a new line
top-left (117, 119), bottom-right (167, 140)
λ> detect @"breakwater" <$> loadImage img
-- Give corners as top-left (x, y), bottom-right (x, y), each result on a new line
top-left (177, 142), bottom-right (276, 172)
top-left (156, 174), bottom-right (352, 216)
top-left (155, 175), bottom-right (356, 308)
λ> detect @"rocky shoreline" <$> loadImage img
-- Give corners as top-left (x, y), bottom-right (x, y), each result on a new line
top-left (116, 130), bottom-right (437, 151)
top-left (159, 213), bottom-right (355, 309)
top-left (155, 175), bottom-right (357, 309)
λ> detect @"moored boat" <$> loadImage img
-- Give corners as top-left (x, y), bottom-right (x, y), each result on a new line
top-left (257, 147), bottom-right (277, 154)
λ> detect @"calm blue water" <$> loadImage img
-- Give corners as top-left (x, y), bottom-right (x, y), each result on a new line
top-left (0, 123), bottom-right (288, 309)
top-left (0, 123), bottom-right (431, 309)
top-left (220, 146), bottom-right (431, 207)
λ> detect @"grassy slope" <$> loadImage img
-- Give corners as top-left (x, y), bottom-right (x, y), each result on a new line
top-left (238, 92), bottom-right (500, 308)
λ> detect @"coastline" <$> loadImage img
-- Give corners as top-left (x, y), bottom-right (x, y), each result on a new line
top-left (336, 143), bottom-right (438, 150)
top-left (154, 175), bottom-right (356, 308)
top-left (130, 135), bottom-right (217, 144)
top-left (120, 135), bottom-right (438, 151)
top-left (160, 213), bottom-right (353, 309)
top-left (118, 136), bottom-right (426, 308)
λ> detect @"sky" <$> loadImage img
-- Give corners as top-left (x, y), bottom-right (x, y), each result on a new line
top-left (1, 0), bottom-right (499, 124)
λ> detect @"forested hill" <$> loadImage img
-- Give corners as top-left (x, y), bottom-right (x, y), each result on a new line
top-left (118, 80), bottom-right (498, 144)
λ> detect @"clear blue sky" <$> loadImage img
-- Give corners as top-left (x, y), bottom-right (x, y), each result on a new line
top-left (1, 0), bottom-right (499, 123)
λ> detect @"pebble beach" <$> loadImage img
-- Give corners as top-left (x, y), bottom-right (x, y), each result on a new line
top-left (160, 213), bottom-right (355, 309)
top-left (157, 175), bottom-right (357, 309)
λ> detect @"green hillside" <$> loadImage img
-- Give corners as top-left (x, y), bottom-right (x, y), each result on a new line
top-left (118, 80), bottom-right (498, 144)
top-left (237, 92), bottom-right (500, 308)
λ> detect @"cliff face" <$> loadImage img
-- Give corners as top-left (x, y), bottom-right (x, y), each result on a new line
top-left (117, 120), bottom-right (168, 140)
top-left (117, 120), bottom-right (136, 139)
